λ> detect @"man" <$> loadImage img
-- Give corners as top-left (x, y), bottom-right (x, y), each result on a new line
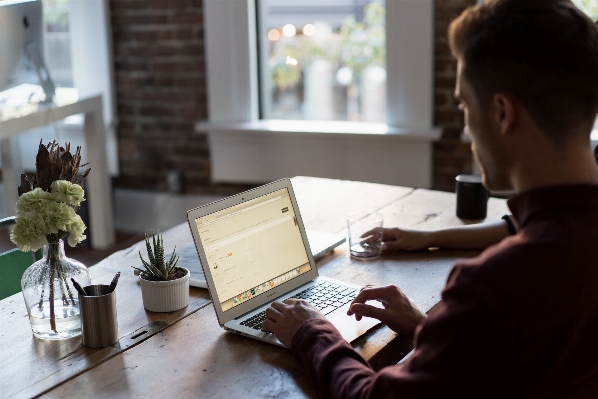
top-left (262, 1), bottom-right (598, 397)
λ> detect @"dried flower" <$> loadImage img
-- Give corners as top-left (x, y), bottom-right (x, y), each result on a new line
top-left (18, 139), bottom-right (91, 199)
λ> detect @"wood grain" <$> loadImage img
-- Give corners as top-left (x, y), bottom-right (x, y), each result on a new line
top-left (44, 305), bottom-right (318, 399)
top-left (292, 176), bottom-right (414, 234)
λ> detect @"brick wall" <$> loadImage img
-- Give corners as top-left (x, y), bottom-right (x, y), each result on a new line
top-left (110, 0), bottom-right (475, 194)
top-left (110, 0), bottom-right (211, 193)
top-left (433, 0), bottom-right (476, 191)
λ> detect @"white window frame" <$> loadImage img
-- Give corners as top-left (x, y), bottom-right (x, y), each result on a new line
top-left (200, 0), bottom-right (440, 188)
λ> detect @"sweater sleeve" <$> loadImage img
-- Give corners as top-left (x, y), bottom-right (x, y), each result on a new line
top-left (291, 264), bottom-right (510, 399)
top-left (291, 319), bottom-right (377, 399)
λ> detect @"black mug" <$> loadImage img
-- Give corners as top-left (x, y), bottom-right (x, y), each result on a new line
top-left (455, 174), bottom-right (489, 220)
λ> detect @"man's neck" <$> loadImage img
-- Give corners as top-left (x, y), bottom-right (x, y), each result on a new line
top-left (511, 140), bottom-right (598, 192)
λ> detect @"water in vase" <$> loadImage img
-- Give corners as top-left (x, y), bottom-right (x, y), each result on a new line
top-left (28, 299), bottom-right (81, 340)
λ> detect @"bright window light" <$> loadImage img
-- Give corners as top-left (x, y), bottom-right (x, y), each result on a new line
top-left (267, 28), bottom-right (280, 41)
top-left (302, 24), bottom-right (315, 36)
top-left (259, 1), bottom-right (386, 122)
top-left (282, 24), bottom-right (297, 38)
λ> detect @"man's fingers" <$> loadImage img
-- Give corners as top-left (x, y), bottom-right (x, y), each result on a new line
top-left (360, 227), bottom-right (379, 239)
top-left (349, 303), bottom-right (386, 321)
top-left (271, 298), bottom-right (311, 314)
top-left (382, 228), bottom-right (399, 240)
top-left (381, 241), bottom-right (402, 252)
top-left (265, 306), bottom-right (283, 322)
top-left (271, 301), bottom-right (288, 311)
top-left (264, 304), bottom-right (285, 332)
top-left (262, 318), bottom-right (277, 333)
top-left (352, 285), bottom-right (394, 307)
top-left (360, 235), bottom-right (378, 245)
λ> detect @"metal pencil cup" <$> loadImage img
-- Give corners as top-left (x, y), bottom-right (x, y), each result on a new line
top-left (79, 285), bottom-right (118, 348)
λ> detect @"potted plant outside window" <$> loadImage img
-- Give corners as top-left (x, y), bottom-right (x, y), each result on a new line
top-left (132, 232), bottom-right (189, 312)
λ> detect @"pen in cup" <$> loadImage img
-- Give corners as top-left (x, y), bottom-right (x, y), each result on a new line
top-left (109, 272), bottom-right (121, 293)
top-left (71, 278), bottom-right (87, 296)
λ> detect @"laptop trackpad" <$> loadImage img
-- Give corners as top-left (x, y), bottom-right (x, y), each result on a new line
top-left (329, 302), bottom-right (383, 343)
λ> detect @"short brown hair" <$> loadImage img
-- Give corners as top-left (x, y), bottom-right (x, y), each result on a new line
top-left (449, 0), bottom-right (598, 140)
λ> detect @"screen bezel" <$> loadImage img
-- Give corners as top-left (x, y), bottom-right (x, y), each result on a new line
top-left (187, 178), bottom-right (318, 326)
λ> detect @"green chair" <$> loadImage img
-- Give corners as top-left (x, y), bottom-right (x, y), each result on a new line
top-left (0, 217), bottom-right (42, 300)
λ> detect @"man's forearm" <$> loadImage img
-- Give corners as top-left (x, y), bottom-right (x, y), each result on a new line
top-left (427, 220), bottom-right (510, 250)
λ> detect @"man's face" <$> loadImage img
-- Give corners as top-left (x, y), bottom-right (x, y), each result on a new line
top-left (455, 62), bottom-right (513, 192)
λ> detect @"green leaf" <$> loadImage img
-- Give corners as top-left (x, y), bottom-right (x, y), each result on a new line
top-left (167, 246), bottom-right (178, 268)
top-left (145, 233), bottom-right (156, 267)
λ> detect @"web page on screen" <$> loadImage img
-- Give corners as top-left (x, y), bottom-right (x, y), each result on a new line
top-left (195, 188), bottom-right (311, 311)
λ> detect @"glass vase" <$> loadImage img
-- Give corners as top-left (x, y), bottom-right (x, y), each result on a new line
top-left (21, 240), bottom-right (91, 340)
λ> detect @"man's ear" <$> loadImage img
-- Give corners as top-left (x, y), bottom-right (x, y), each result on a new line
top-left (492, 93), bottom-right (517, 136)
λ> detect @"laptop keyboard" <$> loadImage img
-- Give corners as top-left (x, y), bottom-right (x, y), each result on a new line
top-left (239, 282), bottom-right (358, 332)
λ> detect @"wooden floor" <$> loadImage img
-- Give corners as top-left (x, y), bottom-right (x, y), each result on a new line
top-left (0, 229), bottom-right (146, 266)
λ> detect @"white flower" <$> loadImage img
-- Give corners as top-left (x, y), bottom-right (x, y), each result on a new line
top-left (15, 188), bottom-right (54, 215)
top-left (50, 180), bottom-right (85, 206)
top-left (12, 181), bottom-right (88, 251)
top-left (66, 214), bottom-right (87, 247)
top-left (10, 212), bottom-right (48, 252)
top-left (39, 201), bottom-right (77, 234)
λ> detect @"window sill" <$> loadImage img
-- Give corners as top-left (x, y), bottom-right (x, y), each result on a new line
top-left (195, 120), bottom-right (442, 188)
top-left (195, 120), bottom-right (441, 141)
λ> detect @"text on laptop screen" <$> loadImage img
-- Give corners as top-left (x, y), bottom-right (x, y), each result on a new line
top-left (194, 188), bottom-right (311, 311)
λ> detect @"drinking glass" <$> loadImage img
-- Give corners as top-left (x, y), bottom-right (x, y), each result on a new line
top-left (346, 211), bottom-right (383, 259)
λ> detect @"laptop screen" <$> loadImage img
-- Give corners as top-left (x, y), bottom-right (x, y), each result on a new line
top-left (193, 187), bottom-right (312, 311)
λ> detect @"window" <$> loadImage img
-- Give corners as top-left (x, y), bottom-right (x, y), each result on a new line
top-left (571, 0), bottom-right (598, 131)
top-left (258, 0), bottom-right (386, 122)
top-left (201, 0), bottom-right (438, 188)
top-left (203, 0), bottom-right (434, 128)
top-left (572, 0), bottom-right (598, 20)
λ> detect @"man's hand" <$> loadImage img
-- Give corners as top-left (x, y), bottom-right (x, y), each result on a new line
top-left (380, 227), bottom-right (433, 252)
top-left (347, 285), bottom-right (426, 337)
top-left (262, 298), bottom-right (327, 348)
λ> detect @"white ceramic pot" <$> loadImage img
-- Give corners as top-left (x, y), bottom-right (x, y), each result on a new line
top-left (139, 267), bottom-right (190, 312)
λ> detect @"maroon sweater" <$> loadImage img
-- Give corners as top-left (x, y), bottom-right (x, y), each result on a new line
top-left (292, 185), bottom-right (598, 399)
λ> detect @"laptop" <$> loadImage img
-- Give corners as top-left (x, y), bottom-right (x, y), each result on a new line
top-left (186, 178), bottom-right (381, 347)
top-left (174, 230), bottom-right (345, 288)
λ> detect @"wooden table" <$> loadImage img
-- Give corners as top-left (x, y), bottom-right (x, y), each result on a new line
top-left (0, 177), bottom-right (509, 399)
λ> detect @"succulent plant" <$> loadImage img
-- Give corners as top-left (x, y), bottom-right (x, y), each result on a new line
top-left (132, 232), bottom-right (180, 281)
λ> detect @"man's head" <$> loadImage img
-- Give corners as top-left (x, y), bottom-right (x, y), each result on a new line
top-left (448, 0), bottom-right (598, 190)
